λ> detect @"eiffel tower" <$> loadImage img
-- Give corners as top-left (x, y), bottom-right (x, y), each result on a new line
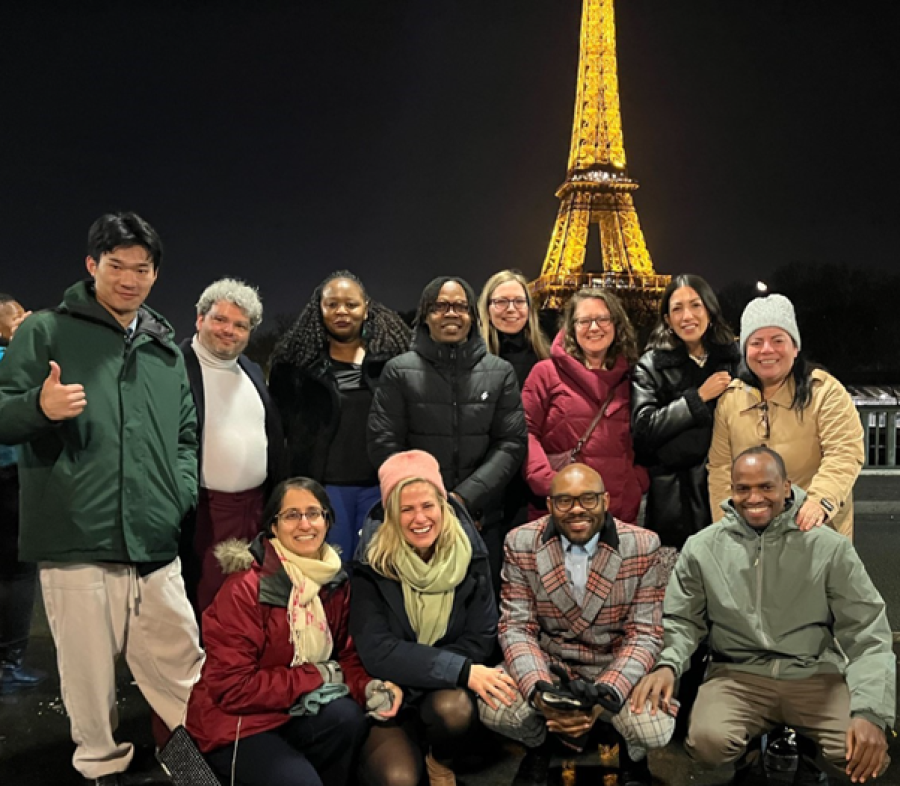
top-left (531, 0), bottom-right (669, 310)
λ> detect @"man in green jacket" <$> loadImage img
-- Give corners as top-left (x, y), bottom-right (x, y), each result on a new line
top-left (632, 446), bottom-right (893, 785)
top-left (0, 213), bottom-right (204, 785)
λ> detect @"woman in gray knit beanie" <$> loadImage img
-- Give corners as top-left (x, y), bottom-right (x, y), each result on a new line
top-left (707, 293), bottom-right (863, 539)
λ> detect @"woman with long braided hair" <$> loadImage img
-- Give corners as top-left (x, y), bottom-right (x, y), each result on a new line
top-left (269, 271), bottom-right (410, 564)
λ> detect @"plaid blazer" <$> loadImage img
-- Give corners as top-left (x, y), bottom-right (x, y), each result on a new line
top-left (499, 513), bottom-right (664, 703)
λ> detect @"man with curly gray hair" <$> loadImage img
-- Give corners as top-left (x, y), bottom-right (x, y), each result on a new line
top-left (179, 278), bottom-right (285, 616)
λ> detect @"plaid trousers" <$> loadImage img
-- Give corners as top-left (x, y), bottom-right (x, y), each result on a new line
top-left (478, 666), bottom-right (676, 760)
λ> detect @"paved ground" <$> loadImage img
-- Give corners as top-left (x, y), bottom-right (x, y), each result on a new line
top-left (2, 476), bottom-right (899, 786)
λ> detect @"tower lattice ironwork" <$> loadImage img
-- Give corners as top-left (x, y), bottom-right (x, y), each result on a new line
top-left (531, 0), bottom-right (669, 310)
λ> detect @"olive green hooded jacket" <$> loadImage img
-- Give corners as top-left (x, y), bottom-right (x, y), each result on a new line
top-left (657, 487), bottom-right (895, 730)
top-left (0, 281), bottom-right (198, 563)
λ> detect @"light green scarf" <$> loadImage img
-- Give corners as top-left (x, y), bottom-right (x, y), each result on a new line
top-left (393, 525), bottom-right (472, 646)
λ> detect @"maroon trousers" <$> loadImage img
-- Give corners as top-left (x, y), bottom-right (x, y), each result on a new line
top-left (193, 486), bottom-right (265, 613)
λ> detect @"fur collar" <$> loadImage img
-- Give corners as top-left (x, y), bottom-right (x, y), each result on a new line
top-left (214, 538), bottom-right (256, 575)
top-left (650, 341), bottom-right (740, 371)
top-left (213, 535), bottom-right (349, 592)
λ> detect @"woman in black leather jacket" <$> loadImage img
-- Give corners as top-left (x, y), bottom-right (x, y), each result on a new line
top-left (631, 275), bottom-right (739, 553)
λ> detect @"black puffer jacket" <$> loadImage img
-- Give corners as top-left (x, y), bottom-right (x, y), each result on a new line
top-left (269, 351), bottom-right (393, 482)
top-left (367, 327), bottom-right (527, 516)
top-left (631, 342), bottom-right (740, 548)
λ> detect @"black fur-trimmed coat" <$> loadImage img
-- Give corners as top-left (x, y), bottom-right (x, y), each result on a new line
top-left (269, 351), bottom-right (393, 482)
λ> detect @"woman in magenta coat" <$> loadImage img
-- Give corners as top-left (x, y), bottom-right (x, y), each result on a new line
top-left (522, 289), bottom-right (648, 522)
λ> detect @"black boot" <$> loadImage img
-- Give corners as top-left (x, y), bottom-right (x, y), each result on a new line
top-left (512, 741), bottom-right (552, 786)
top-left (794, 736), bottom-right (828, 786)
top-left (731, 740), bottom-right (764, 786)
top-left (763, 726), bottom-right (798, 781)
top-left (616, 735), bottom-right (652, 786)
top-left (0, 646), bottom-right (46, 694)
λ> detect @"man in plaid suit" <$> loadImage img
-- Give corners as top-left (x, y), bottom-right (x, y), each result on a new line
top-left (480, 463), bottom-right (674, 786)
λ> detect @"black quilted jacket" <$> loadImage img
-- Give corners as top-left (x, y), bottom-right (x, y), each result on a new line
top-left (367, 326), bottom-right (527, 516)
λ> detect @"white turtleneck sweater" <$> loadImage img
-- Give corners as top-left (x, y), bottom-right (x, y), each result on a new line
top-left (192, 336), bottom-right (268, 493)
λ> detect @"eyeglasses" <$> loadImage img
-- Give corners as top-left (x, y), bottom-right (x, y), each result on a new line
top-left (574, 315), bottom-right (613, 329)
top-left (489, 297), bottom-right (528, 311)
top-left (275, 508), bottom-right (325, 524)
top-left (756, 402), bottom-right (770, 441)
top-left (548, 492), bottom-right (604, 512)
top-left (430, 301), bottom-right (469, 316)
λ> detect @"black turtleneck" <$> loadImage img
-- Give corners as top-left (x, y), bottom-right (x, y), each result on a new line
top-left (497, 331), bottom-right (539, 389)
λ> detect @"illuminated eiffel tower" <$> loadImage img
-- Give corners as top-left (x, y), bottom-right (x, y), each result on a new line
top-left (531, 0), bottom-right (669, 310)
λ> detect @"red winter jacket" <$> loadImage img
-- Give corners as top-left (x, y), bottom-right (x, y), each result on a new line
top-left (185, 535), bottom-right (370, 753)
top-left (521, 333), bottom-right (648, 523)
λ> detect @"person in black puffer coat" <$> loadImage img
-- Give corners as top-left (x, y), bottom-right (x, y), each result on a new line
top-left (367, 277), bottom-right (527, 523)
top-left (631, 274), bottom-right (740, 554)
top-left (269, 271), bottom-right (411, 564)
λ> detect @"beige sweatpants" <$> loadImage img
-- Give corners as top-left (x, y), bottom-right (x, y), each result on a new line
top-left (40, 559), bottom-right (204, 779)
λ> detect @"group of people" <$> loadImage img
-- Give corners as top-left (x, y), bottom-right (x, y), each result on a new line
top-left (0, 211), bottom-right (893, 786)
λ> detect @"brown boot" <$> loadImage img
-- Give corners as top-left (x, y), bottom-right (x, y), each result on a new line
top-left (425, 752), bottom-right (456, 786)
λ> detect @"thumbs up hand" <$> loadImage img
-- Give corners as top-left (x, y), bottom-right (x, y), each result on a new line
top-left (39, 361), bottom-right (87, 421)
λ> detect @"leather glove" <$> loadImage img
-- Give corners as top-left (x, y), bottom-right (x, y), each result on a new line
top-left (536, 664), bottom-right (623, 714)
top-left (533, 664), bottom-right (589, 710)
top-left (591, 683), bottom-right (624, 714)
top-left (552, 663), bottom-right (623, 714)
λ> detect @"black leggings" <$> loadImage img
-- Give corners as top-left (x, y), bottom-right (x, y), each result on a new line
top-left (361, 688), bottom-right (476, 786)
top-left (206, 697), bottom-right (368, 786)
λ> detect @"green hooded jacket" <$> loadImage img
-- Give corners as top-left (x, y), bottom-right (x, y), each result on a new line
top-left (657, 487), bottom-right (895, 730)
top-left (0, 281), bottom-right (198, 563)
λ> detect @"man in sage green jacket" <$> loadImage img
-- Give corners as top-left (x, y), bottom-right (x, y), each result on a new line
top-left (0, 212), bottom-right (204, 785)
top-left (632, 446), bottom-right (893, 785)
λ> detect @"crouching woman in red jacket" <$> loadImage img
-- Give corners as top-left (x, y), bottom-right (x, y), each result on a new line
top-left (186, 477), bottom-right (402, 786)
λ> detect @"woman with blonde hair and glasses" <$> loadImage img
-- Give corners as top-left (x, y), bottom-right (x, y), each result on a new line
top-left (351, 450), bottom-right (515, 786)
top-left (707, 293), bottom-right (863, 538)
top-left (522, 288), bottom-right (648, 522)
top-left (476, 270), bottom-right (550, 596)
top-left (477, 270), bottom-right (550, 388)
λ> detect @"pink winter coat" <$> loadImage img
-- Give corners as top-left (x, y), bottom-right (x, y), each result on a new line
top-left (521, 333), bottom-right (648, 523)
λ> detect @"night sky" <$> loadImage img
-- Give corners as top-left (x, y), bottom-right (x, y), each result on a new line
top-left (3, 0), bottom-right (898, 337)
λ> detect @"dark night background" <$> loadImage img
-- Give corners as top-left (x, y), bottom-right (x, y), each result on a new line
top-left (2, 0), bottom-right (899, 362)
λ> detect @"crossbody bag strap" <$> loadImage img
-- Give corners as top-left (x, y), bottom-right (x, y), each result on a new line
top-left (572, 386), bottom-right (618, 458)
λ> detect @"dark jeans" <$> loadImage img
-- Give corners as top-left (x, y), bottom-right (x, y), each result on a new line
top-left (325, 484), bottom-right (381, 566)
top-left (206, 697), bottom-right (368, 786)
top-left (0, 465), bottom-right (37, 662)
